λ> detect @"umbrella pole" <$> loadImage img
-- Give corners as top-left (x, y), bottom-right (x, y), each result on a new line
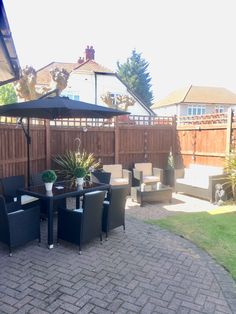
top-left (27, 118), bottom-right (31, 187)
top-left (18, 117), bottom-right (31, 187)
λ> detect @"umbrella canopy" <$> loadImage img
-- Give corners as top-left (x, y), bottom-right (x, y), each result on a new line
top-left (0, 96), bottom-right (129, 119)
top-left (0, 96), bottom-right (129, 186)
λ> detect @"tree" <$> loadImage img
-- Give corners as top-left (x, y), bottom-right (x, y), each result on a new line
top-left (14, 65), bottom-right (70, 101)
top-left (117, 50), bottom-right (153, 106)
top-left (0, 83), bottom-right (17, 105)
top-left (101, 92), bottom-right (135, 111)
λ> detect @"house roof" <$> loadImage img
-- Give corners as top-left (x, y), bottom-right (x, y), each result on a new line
top-left (72, 59), bottom-right (114, 74)
top-left (151, 85), bottom-right (236, 109)
top-left (36, 62), bottom-right (78, 85)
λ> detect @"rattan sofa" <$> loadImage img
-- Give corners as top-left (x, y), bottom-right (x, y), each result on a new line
top-left (174, 164), bottom-right (227, 202)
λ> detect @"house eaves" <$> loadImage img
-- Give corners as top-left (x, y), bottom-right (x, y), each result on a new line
top-left (0, 0), bottom-right (20, 85)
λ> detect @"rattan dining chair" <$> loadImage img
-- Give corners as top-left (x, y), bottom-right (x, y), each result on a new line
top-left (0, 195), bottom-right (41, 256)
top-left (57, 190), bottom-right (106, 253)
top-left (102, 186), bottom-right (128, 239)
top-left (1, 175), bottom-right (39, 209)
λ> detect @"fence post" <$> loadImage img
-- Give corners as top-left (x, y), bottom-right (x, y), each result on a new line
top-left (172, 115), bottom-right (177, 156)
top-left (45, 120), bottom-right (51, 169)
top-left (114, 117), bottom-right (119, 163)
top-left (226, 108), bottom-right (233, 154)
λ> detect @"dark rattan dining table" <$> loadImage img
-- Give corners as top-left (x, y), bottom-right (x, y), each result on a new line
top-left (19, 181), bottom-right (110, 249)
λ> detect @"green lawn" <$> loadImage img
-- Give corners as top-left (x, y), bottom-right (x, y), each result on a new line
top-left (146, 207), bottom-right (236, 279)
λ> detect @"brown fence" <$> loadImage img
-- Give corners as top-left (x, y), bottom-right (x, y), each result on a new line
top-left (176, 110), bottom-right (236, 167)
top-left (0, 111), bottom-right (235, 179)
top-left (0, 115), bottom-right (174, 178)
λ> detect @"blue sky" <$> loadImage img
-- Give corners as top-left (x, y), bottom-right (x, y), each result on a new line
top-left (4, 0), bottom-right (236, 102)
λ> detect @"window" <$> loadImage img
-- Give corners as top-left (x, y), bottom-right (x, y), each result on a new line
top-left (215, 105), bottom-right (224, 113)
top-left (110, 93), bottom-right (121, 106)
top-left (187, 105), bottom-right (206, 115)
top-left (61, 91), bottom-right (80, 101)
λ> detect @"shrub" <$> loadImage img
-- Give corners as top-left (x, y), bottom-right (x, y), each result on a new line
top-left (74, 167), bottom-right (87, 178)
top-left (224, 152), bottom-right (236, 202)
top-left (42, 170), bottom-right (57, 183)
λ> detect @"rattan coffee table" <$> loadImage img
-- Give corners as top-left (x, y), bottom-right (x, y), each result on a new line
top-left (131, 184), bottom-right (172, 206)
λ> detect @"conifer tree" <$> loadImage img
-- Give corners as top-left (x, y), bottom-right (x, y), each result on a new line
top-left (117, 50), bottom-right (153, 106)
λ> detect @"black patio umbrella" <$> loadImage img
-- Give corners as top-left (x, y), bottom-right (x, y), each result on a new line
top-left (0, 96), bottom-right (129, 185)
top-left (0, 96), bottom-right (129, 119)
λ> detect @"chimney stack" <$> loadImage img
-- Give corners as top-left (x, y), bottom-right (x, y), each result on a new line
top-left (85, 45), bottom-right (95, 61)
top-left (77, 57), bottom-right (84, 64)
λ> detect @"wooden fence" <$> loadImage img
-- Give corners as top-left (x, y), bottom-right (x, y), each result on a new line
top-left (0, 110), bottom-right (235, 179)
top-left (0, 115), bottom-right (174, 178)
top-left (176, 109), bottom-right (236, 167)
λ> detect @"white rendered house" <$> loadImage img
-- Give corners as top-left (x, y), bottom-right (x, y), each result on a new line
top-left (36, 46), bottom-right (154, 116)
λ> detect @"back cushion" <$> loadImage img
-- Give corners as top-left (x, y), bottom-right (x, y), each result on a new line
top-left (188, 164), bottom-right (224, 176)
top-left (135, 163), bottom-right (152, 176)
top-left (103, 164), bottom-right (122, 178)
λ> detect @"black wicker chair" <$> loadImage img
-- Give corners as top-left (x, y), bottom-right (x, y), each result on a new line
top-left (102, 186), bottom-right (128, 239)
top-left (90, 171), bottom-right (111, 184)
top-left (30, 173), bottom-right (44, 186)
top-left (0, 195), bottom-right (41, 256)
top-left (57, 190), bottom-right (106, 253)
top-left (1, 175), bottom-right (39, 209)
top-left (90, 171), bottom-right (111, 202)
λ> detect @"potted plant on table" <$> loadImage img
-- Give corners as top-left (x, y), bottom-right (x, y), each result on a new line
top-left (53, 149), bottom-right (101, 184)
top-left (41, 170), bottom-right (57, 192)
top-left (74, 167), bottom-right (87, 186)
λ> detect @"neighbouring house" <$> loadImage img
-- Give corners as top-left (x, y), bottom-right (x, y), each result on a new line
top-left (36, 46), bottom-right (154, 116)
top-left (151, 85), bottom-right (236, 116)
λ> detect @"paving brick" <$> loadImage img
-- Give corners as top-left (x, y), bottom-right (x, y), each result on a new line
top-left (107, 299), bottom-right (123, 312)
top-left (121, 301), bottom-right (142, 312)
top-left (59, 302), bottom-right (81, 313)
top-left (0, 302), bottom-right (17, 314)
top-left (59, 294), bottom-right (78, 305)
top-left (77, 303), bottom-right (95, 314)
top-left (140, 302), bottom-right (156, 314)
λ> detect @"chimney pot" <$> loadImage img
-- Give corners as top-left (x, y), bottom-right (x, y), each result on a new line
top-left (77, 57), bottom-right (84, 64)
top-left (85, 45), bottom-right (95, 61)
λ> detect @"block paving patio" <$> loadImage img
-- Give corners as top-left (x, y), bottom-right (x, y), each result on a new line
top-left (0, 195), bottom-right (236, 314)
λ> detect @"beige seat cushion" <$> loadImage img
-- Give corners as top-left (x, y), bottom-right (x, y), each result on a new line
top-left (103, 164), bottom-right (122, 178)
top-left (134, 163), bottom-right (152, 176)
top-left (110, 178), bottom-right (129, 186)
top-left (143, 175), bottom-right (160, 184)
top-left (21, 195), bottom-right (39, 205)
